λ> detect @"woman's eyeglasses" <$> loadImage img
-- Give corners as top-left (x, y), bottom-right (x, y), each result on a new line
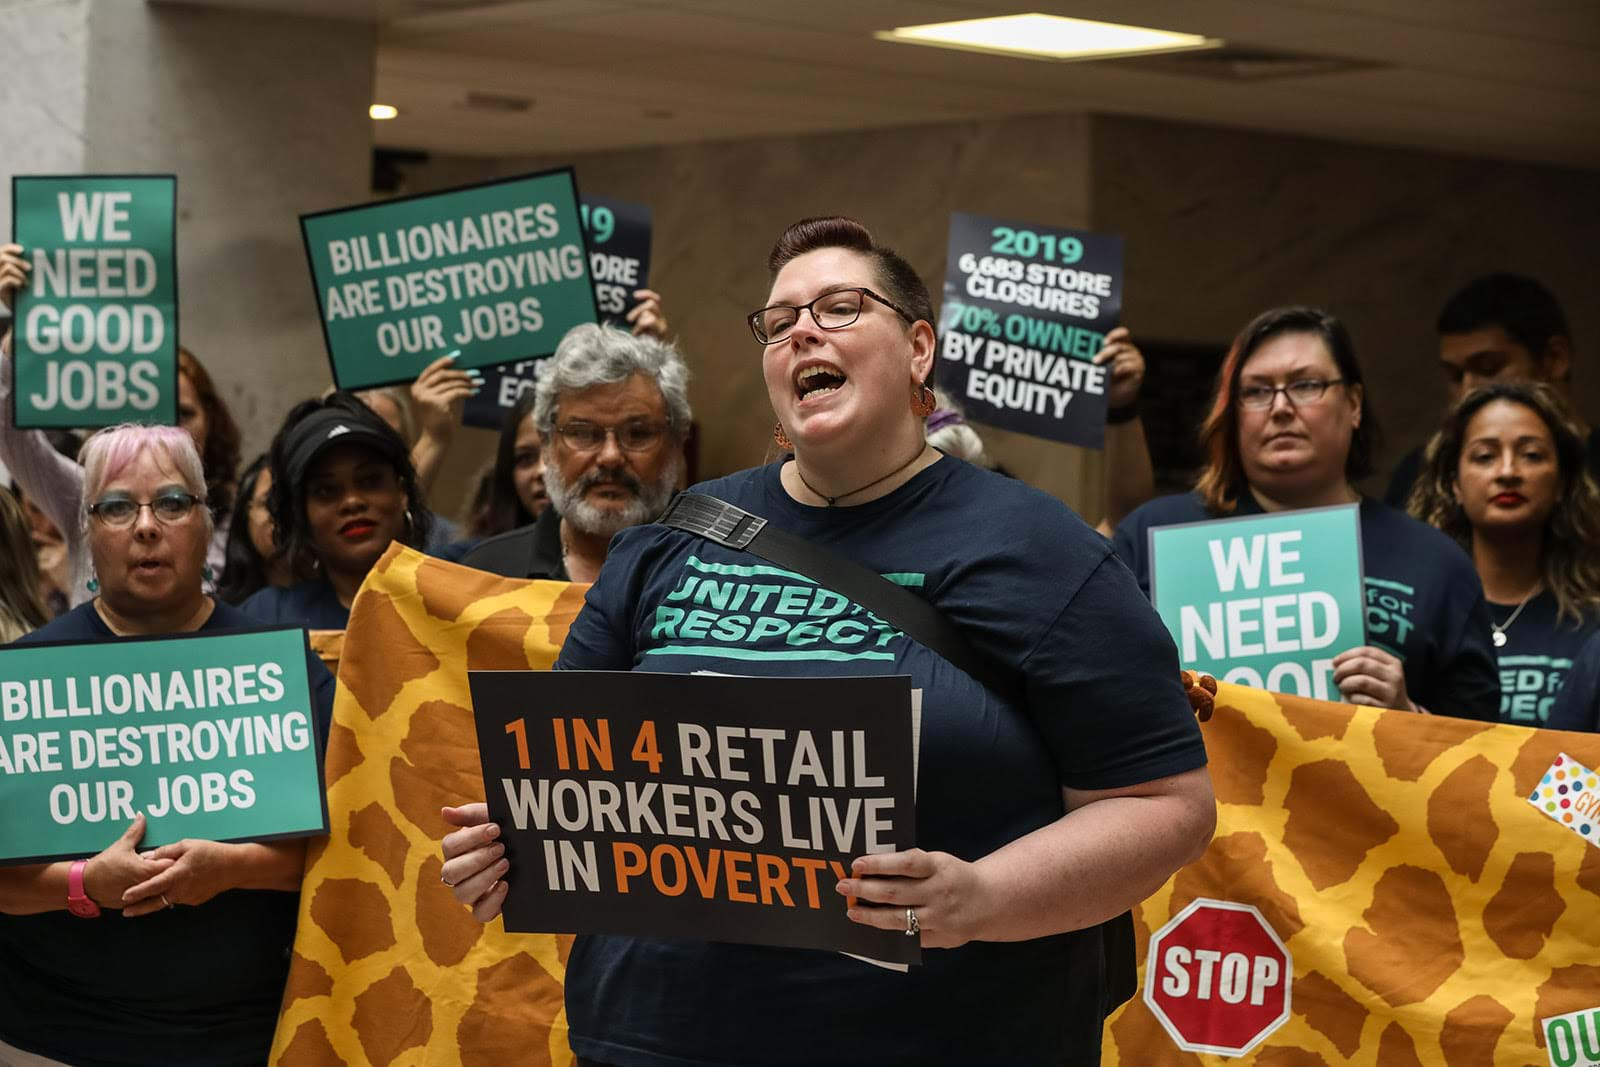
top-left (748, 287), bottom-right (914, 345)
top-left (88, 490), bottom-right (203, 528)
top-left (1238, 378), bottom-right (1347, 410)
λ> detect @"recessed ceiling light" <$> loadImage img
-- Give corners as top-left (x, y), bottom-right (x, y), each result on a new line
top-left (875, 14), bottom-right (1220, 62)
top-left (369, 104), bottom-right (399, 121)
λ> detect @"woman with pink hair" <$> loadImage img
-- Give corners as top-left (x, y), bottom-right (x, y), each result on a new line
top-left (0, 424), bottom-right (333, 1066)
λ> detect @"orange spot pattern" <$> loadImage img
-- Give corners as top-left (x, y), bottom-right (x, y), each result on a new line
top-left (1105, 682), bottom-right (1600, 1065)
top-left (271, 545), bottom-right (585, 1066)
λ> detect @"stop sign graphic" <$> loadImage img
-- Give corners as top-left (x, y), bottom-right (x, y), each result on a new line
top-left (1145, 897), bottom-right (1293, 1057)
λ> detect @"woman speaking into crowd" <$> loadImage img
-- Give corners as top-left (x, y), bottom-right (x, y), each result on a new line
top-left (1409, 383), bottom-right (1600, 725)
top-left (1113, 306), bottom-right (1500, 718)
top-left (0, 424), bottom-right (333, 1066)
top-left (440, 216), bottom-right (1213, 1066)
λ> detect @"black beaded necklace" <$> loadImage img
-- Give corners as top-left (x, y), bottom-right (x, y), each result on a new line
top-left (792, 444), bottom-right (929, 507)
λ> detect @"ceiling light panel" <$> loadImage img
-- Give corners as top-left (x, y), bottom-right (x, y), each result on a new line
top-left (875, 14), bottom-right (1220, 62)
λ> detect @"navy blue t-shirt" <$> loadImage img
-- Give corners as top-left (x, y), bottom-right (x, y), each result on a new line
top-left (1491, 592), bottom-right (1600, 727)
top-left (1548, 628), bottom-right (1600, 733)
top-left (1112, 491), bottom-right (1500, 720)
top-left (241, 577), bottom-right (350, 630)
top-left (0, 599), bottom-right (335, 1067)
top-left (555, 458), bottom-right (1207, 1067)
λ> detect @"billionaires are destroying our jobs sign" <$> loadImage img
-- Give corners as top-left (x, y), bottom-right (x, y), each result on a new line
top-left (471, 670), bottom-right (922, 966)
top-left (0, 629), bottom-right (327, 865)
top-left (300, 167), bottom-right (598, 390)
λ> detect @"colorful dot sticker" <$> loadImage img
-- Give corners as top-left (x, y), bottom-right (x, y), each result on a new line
top-left (1528, 752), bottom-right (1600, 852)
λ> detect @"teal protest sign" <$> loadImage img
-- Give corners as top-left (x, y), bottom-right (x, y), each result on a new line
top-left (0, 628), bottom-right (327, 865)
top-left (300, 167), bottom-right (597, 390)
top-left (10, 175), bottom-right (179, 429)
top-left (1150, 504), bottom-right (1365, 700)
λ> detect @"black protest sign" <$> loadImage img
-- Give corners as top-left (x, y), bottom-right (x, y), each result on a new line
top-left (937, 212), bottom-right (1123, 448)
top-left (470, 670), bottom-right (920, 965)
top-left (462, 195), bottom-right (652, 429)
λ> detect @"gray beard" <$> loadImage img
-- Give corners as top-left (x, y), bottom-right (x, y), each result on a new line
top-left (545, 453), bottom-right (682, 539)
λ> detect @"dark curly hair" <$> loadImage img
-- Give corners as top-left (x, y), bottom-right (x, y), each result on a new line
top-left (1409, 382), bottom-right (1600, 624)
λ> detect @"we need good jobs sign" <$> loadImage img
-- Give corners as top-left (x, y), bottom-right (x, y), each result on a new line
top-left (1150, 505), bottom-right (1365, 700)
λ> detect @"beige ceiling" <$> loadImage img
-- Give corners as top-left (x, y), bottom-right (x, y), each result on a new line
top-left (173, 0), bottom-right (1600, 170)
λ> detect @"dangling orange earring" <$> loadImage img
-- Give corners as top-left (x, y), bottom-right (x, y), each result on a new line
top-left (773, 422), bottom-right (793, 451)
top-left (912, 384), bottom-right (937, 418)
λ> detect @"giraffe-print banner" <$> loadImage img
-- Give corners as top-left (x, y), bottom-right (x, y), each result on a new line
top-left (1107, 683), bottom-right (1600, 1065)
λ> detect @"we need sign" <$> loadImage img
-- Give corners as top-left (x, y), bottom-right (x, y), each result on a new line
top-left (11, 175), bottom-right (178, 428)
top-left (1150, 505), bottom-right (1364, 700)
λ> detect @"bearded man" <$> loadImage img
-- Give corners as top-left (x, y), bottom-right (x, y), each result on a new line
top-left (461, 324), bottom-right (690, 581)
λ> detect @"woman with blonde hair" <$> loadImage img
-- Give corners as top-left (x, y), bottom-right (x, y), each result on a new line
top-left (0, 485), bottom-right (48, 641)
top-left (1410, 382), bottom-right (1600, 726)
top-left (0, 423), bottom-right (333, 1065)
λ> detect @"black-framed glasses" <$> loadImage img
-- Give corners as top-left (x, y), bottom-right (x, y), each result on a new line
top-left (554, 420), bottom-right (670, 453)
top-left (87, 490), bottom-right (203, 528)
top-left (1238, 378), bottom-right (1347, 410)
top-left (748, 287), bottom-right (915, 345)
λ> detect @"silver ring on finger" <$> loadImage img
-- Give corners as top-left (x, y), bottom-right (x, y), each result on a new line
top-left (905, 907), bottom-right (920, 937)
top-left (440, 872), bottom-right (457, 888)
top-left (160, 894), bottom-right (172, 909)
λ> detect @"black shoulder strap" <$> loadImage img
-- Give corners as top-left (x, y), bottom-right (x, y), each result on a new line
top-left (657, 491), bottom-right (1137, 1017)
top-left (657, 493), bottom-right (1025, 706)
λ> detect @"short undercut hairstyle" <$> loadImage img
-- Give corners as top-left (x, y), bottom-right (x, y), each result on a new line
top-left (767, 216), bottom-right (935, 383)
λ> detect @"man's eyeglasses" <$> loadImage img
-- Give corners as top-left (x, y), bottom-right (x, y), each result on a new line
top-left (748, 287), bottom-right (914, 345)
top-left (88, 490), bottom-right (203, 528)
top-left (1238, 378), bottom-right (1347, 410)
top-left (554, 421), bottom-right (670, 453)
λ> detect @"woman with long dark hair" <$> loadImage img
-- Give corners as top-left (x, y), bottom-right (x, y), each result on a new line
top-left (1410, 382), bottom-right (1600, 726)
top-left (1113, 305), bottom-right (1500, 717)
top-left (469, 387), bottom-right (547, 538)
top-left (216, 454), bottom-right (292, 605)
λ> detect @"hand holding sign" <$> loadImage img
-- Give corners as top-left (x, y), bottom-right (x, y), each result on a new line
top-left (1331, 645), bottom-right (1415, 711)
top-left (625, 288), bottom-right (668, 338)
top-left (1094, 326), bottom-right (1145, 411)
top-left (841, 847), bottom-right (991, 949)
top-left (0, 243), bottom-right (26, 312)
top-left (440, 802), bottom-right (510, 923)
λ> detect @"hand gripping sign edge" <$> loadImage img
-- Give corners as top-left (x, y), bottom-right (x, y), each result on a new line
top-left (1143, 896), bottom-right (1293, 1058)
